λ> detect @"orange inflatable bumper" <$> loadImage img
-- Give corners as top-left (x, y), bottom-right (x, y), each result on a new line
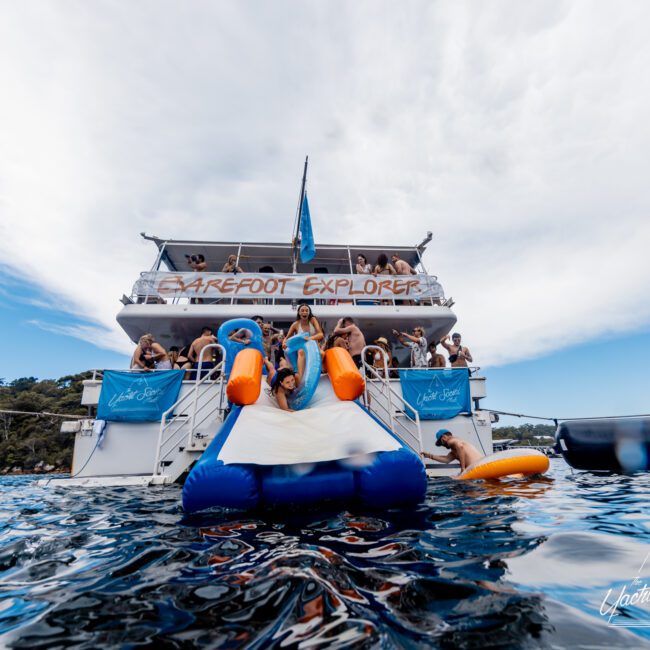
top-left (226, 348), bottom-right (263, 405)
top-left (325, 348), bottom-right (365, 401)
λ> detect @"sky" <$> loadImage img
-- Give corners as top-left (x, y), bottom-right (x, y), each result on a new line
top-left (1, 1), bottom-right (649, 422)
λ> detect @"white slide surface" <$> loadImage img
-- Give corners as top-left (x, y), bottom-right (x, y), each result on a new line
top-left (218, 377), bottom-right (401, 466)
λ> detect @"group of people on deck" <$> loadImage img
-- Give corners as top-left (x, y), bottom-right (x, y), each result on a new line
top-left (130, 302), bottom-right (473, 379)
top-left (187, 251), bottom-right (418, 277)
top-left (178, 250), bottom-right (438, 307)
top-left (128, 302), bottom-right (481, 470)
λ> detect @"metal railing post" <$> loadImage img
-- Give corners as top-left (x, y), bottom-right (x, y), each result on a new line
top-left (154, 412), bottom-right (167, 475)
top-left (188, 344), bottom-right (225, 448)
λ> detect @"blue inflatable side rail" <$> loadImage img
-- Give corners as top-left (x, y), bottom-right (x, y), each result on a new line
top-left (217, 319), bottom-right (265, 378)
top-left (182, 404), bottom-right (427, 513)
top-left (284, 333), bottom-right (322, 411)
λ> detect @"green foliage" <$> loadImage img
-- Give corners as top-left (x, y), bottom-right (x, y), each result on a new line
top-left (0, 373), bottom-right (90, 472)
top-left (493, 423), bottom-right (556, 445)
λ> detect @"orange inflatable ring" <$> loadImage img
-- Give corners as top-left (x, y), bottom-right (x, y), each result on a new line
top-left (227, 348), bottom-right (263, 405)
top-left (325, 348), bottom-right (365, 401)
top-left (459, 448), bottom-right (550, 480)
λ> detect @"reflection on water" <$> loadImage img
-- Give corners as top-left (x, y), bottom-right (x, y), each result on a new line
top-left (0, 460), bottom-right (648, 648)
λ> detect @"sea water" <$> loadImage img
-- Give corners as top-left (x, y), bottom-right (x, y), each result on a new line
top-left (0, 460), bottom-right (649, 648)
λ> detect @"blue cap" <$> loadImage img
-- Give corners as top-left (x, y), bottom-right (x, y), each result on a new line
top-left (435, 429), bottom-right (451, 446)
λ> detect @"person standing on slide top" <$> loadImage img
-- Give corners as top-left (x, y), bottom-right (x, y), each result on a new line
top-left (285, 303), bottom-right (324, 346)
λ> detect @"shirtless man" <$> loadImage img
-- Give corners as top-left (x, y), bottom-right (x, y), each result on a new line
top-left (333, 317), bottom-right (367, 367)
top-left (187, 254), bottom-right (207, 272)
top-left (441, 332), bottom-right (473, 368)
top-left (228, 316), bottom-right (265, 348)
top-left (391, 254), bottom-right (417, 276)
top-left (392, 254), bottom-right (417, 304)
top-left (428, 341), bottom-right (446, 368)
top-left (421, 429), bottom-right (483, 475)
top-left (188, 326), bottom-right (217, 372)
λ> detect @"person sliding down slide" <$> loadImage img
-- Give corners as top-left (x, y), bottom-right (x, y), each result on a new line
top-left (263, 351), bottom-right (305, 412)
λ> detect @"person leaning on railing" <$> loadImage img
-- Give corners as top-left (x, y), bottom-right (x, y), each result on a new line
top-left (222, 254), bottom-right (243, 273)
top-left (355, 253), bottom-right (373, 274)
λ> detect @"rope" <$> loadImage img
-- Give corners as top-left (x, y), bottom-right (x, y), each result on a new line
top-left (70, 435), bottom-right (102, 479)
top-left (486, 409), bottom-right (650, 423)
top-left (469, 415), bottom-right (487, 456)
top-left (0, 409), bottom-right (86, 419)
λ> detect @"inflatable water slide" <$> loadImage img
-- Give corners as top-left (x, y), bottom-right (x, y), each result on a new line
top-left (182, 320), bottom-right (427, 512)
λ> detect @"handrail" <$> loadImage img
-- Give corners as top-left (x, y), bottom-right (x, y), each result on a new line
top-left (189, 343), bottom-right (223, 441)
top-left (153, 344), bottom-right (227, 476)
top-left (384, 365), bottom-right (481, 374)
top-left (361, 345), bottom-right (423, 453)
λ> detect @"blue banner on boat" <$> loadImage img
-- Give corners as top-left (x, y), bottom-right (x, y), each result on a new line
top-left (398, 369), bottom-right (471, 420)
top-left (96, 370), bottom-right (184, 422)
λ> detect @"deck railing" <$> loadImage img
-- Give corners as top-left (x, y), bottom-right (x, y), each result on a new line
top-left (153, 344), bottom-right (227, 476)
top-left (361, 345), bottom-right (423, 453)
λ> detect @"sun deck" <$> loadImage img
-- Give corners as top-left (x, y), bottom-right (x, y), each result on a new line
top-left (117, 233), bottom-right (457, 361)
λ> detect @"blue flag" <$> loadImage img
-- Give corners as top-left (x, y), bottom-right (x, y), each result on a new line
top-left (299, 192), bottom-right (316, 262)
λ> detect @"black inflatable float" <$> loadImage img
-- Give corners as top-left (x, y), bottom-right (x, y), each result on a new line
top-left (555, 417), bottom-right (650, 472)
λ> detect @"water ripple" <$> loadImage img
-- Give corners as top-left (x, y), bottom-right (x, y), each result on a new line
top-left (0, 461), bottom-right (649, 648)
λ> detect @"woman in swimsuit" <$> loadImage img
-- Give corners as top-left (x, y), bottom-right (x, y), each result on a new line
top-left (355, 254), bottom-right (373, 274)
top-left (373, 254), bottom-right (397, 304)
top-left (284, 303), bottom-right (324, 346)
top-left (222, 254), bottom-right (243, 273)
top-left (264, 351), bottom-right (305, 412)
top-left (373, 253), bottom-right (396, 276)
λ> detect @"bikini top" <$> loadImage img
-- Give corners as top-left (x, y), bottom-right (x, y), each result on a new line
top-left (297, 321), bottom-right (317, 336)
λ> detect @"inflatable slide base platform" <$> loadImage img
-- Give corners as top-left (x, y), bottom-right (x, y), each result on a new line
top-left (182, 380), bottom-right (426, 513)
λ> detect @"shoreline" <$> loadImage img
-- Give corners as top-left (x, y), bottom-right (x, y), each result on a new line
top-left (1, 468), bottom-right (70, 476)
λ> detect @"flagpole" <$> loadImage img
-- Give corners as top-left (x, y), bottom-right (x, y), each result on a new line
top-left (292, 155), bottom-right (309, 273)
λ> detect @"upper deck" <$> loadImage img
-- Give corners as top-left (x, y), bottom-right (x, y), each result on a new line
top-left (117, 233), bottom-right (457, 360)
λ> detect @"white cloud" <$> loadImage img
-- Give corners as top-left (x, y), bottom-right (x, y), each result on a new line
top-left (1, 1), bottom-right (649, 365)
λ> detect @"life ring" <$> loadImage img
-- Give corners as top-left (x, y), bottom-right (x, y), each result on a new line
top-left (459, 448), bottom-right (549, 480)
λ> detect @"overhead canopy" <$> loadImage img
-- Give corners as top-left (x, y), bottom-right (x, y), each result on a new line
top-left (141, 234), bottom-right (428, 274)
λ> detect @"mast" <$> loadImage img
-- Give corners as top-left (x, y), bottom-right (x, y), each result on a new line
top-left (292, 156), bottom-right (309, 273)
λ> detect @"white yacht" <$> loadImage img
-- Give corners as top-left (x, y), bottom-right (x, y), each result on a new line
top-left (51, 229), bottom-right (494, 493)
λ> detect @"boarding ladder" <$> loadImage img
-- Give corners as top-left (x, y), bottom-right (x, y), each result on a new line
top-left (152, 344), bottom-right (227, 484)
top-left (361, 346), bottom-right (423, 454)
